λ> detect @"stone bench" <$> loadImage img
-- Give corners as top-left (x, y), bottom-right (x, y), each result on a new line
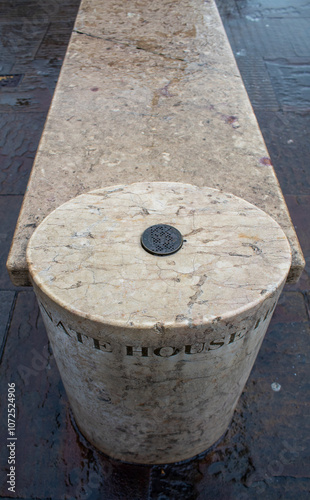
top-left (7, 0), bottom-right (304, 286)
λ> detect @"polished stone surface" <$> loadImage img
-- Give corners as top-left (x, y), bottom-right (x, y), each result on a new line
top-left (27, 182), bottom-right (291, 326)
top-left (27, 182), bottom-right (291, 463)
top-left (6, 0), bottom-right (304, 286)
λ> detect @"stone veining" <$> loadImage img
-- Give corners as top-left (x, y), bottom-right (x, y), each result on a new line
top-left (26, 182), bottom-right (291, 463)
top-left (6, 0), bottom-right (304, 287)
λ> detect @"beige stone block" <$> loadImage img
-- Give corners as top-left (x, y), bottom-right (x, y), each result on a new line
top-left (27, 182), bottom-right (291, 463)
top-left (7, 0), bottom-right (304, 286)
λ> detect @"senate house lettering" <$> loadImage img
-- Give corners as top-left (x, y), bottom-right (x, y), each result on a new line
top-left (39, 300), bottom-right (265, 359)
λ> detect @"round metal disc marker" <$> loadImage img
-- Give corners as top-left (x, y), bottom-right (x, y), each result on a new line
top-left (141, 224), bottom-right (183, 256)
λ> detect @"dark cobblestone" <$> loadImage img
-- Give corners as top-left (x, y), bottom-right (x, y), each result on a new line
top-left (0, 22), bottom-right (48, 63)
top-left (255, 111), bottom-right (310, 195)
top-left (0, 291), bottom-right (15, 358)
top-left (265, 59), bottom-right (310, 111)
top-left (36, 21), bottom-right (77, 60)
top-left (270, 291), bottom-right (309, 324)
top-left (0, 1), bottom-right (80, 23)
top-left (0, 113), bottom-right (46, 194)
top-left (0, 195), bottom-right (23, 289)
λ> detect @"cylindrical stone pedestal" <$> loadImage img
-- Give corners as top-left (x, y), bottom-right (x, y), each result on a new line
top-left (27, 182), bottom-right (291, 464)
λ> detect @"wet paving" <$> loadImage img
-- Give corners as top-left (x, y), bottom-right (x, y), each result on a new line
top-left (0, 0), bottom-right (310, 498)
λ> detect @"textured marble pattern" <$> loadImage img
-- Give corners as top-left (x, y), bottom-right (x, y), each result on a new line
top-left (7, 0), bottom-right (304, 286)
top-left (27, 182), bottom-right (292, 463)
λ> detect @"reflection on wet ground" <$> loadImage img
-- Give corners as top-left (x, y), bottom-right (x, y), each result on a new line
top-left (0, 0), bottom-right (309, 498)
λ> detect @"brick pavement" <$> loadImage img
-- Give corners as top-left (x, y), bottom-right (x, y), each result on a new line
top-left (0, 0), bottom-right (309, 498)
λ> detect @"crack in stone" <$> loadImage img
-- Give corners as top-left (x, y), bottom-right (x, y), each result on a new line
top-left (73, 29), bottom-right (107, 41)
top-left (187, 274), bottom-right (208, 315)
top-left (184, 228), bottom-right (204, 237)
top-left (73, 29), bottom-right (186, 62)
top-left (242, 242), bottom-right (262, 255)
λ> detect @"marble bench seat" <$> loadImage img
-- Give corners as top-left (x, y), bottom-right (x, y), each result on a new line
top-left (7, 0), bottom-right (304, 286)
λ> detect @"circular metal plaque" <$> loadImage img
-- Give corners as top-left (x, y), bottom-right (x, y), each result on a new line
top-left (141, 224), bottom-right (183, 256)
